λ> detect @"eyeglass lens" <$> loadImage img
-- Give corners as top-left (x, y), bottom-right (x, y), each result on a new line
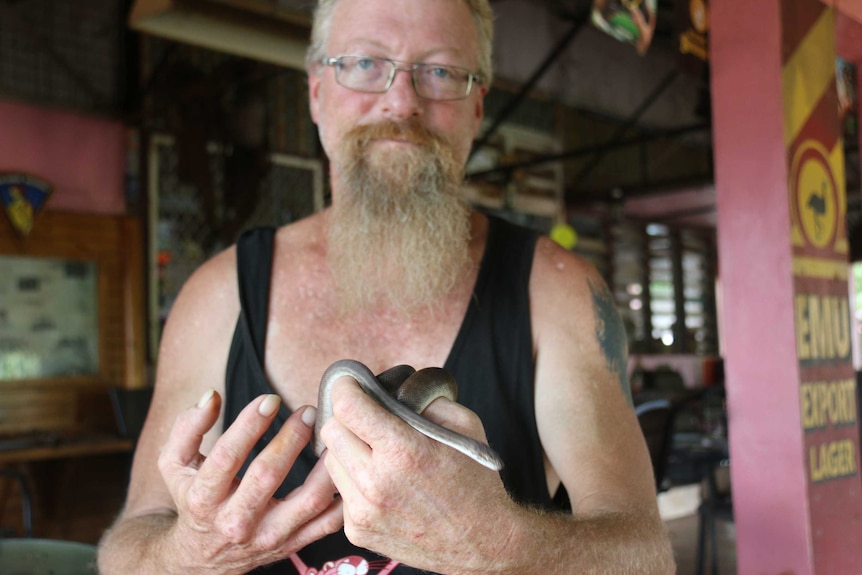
top-left (331, 56), bottom-right (475, 101)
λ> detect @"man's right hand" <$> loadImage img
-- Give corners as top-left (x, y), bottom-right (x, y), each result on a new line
top-left (153, 391), bottom-right (343, 575)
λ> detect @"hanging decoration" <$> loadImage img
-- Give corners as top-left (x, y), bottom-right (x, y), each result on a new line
top-left (677, 0), bottom-right (709, 71)
top-left (550, 222), bottom-right (578, 250)
top-left (0, 173), bottom-right (52, 238)
top-left (591, 0), bottom-right (658, 55)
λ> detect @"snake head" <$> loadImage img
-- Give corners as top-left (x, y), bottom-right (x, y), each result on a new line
top-left (394, 367), bottom-right (458, 413)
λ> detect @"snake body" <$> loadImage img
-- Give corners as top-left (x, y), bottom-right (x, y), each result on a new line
top-left (315, 359), bottom-right (504, 471)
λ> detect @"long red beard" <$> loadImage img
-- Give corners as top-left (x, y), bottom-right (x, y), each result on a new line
top-left (327, 120), bottom-right (471, 315)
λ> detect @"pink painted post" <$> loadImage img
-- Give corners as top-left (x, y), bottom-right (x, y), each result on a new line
top-left (713, 1), bottom-right (862, 574)
top-left (712, 2), bottom-right (811, 571)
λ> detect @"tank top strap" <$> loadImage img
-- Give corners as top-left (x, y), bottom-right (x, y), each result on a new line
top-left (447, 216), bottom-right (537, 365)
top-left (225, 226), bottom-right (281, 433)
top-left (236, 226), bottom-right (276, 364)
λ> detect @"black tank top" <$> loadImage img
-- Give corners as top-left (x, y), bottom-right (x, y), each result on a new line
top-left (224, 216), bottom-right (554, 575)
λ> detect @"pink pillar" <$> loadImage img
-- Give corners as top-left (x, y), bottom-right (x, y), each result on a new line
top-left (713, 1), bottom-right (862, 574)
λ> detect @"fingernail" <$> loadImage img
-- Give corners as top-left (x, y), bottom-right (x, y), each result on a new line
top-left (301, 406), bottom-right (317, 427)
top-left (197, 388), bottom-right (215, 408)
top-left (259, 394), bottom-right (281, 417)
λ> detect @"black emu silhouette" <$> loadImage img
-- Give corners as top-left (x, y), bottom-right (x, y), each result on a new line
top-left (807, 181), bottom-right (828, 236)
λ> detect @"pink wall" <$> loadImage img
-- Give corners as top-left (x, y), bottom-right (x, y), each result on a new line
top-left (628, 353), bottom-right (712, 390)
top-left (824, 0), bottom-right (862, 30)
top-left (623, 184), bottom-right (716, 228)
top-left (835, 10), bottom-right (862, 61)
top-left (711, 0), bottom-right (813, 573)
top-left (0, 99), bottom-right (126, 214)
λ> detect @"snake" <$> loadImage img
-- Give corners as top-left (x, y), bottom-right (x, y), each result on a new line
top-left (314, 359), bottom-right (504, 471)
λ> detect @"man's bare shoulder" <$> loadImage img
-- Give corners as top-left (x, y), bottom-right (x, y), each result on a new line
top-left (530, 235), bottom-right (607, 312)
top-left (176, 214), bottom-right (325, 313)
top-left (528, 234), bottom-right (626, 374)
top-left (154, 216), bottom-right (325, 403)
top-left (172, 243), bottom-right (239, 320)
top-left (529, 234), bottom-right (631, 402)
top-left (275, 211), bottom-right (327, 244)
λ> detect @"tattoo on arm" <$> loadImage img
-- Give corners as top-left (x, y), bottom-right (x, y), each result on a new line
top-left (588, 278), bottom-right (633, 405)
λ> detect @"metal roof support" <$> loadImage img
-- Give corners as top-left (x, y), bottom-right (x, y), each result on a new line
top-left (571, 67), bottom-right (680, 186)
top-left (469, 9), bottom-right (590, 159)
top-left (467, 122), bottom-right (709, 180)
top-left (567, 172), bottom-right (715, 205)
top-left (0, 1), bottom-right (113, 108)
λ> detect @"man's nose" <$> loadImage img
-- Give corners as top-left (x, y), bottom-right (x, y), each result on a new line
top-left (380, 68), bottom-right (423, 119)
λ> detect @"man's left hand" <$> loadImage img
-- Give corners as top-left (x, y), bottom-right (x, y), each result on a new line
top-left (320, 375), bottom-right (518, 573)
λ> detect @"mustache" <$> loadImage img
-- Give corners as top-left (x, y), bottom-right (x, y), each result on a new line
top-left (346, 119), bottom-right (448, 150)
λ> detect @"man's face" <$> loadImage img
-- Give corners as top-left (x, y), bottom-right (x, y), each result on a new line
top-left (308, 0), bottom-right (486, 182)
top-left (308, 0), bottom-right (487, 314)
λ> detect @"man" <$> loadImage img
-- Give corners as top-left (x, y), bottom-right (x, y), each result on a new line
top-left (97, 0), bottom-right (675, 573)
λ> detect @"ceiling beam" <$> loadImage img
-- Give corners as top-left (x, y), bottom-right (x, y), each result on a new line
top-left (128, 0), bottom-right (310, 69)
top-left (467, 122), bottom-right (710, 180)
top-left (571, 68), bottom-right (681, 186)
top-left (469, 7), bottom-right (591, 159)
top-left (566, 172), bottom-right (715, 206)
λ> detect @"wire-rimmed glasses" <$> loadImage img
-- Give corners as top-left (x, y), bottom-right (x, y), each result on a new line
top-left (322, 55), bottom-right (482, 101)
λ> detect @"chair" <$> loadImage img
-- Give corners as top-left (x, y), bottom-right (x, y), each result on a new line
top-left (0, 538), bottom-right (97, 574)
top-left (635, 399), bottom-right (676, 492)
top-left (109, 387), bottom-right (153, 441)
top-left (641, 368), bottom-right (686, 394)
top-left (696, 461), bottom-right (733, 575)
top-left (109, 386), bottom-right (154, 487)
top-left (0, 469), bottom-right (33, 538)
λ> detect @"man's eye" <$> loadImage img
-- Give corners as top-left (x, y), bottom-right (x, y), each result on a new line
top-left (355, 58), bottom-right (377, 71)
top-left (428, 66), bottom-right (453, 80)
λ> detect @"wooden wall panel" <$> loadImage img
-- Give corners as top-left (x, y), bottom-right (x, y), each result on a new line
top-left (0, 453), bottom-right (130, 542)
top-left (0, 210), bottom-right (146, 436)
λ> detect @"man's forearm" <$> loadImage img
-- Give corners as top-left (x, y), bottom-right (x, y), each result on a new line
top-left (484, 505), bottom-right (676, 575)
top-left (98, 511), bottom-right (196, 575)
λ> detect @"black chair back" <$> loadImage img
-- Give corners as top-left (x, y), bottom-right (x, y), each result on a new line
top-left (109, 387), bottom-right (153, 441)
top-left (635, 398), bottom-right (675, 492)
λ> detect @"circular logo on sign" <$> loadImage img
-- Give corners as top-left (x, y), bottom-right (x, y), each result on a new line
top-left (791, 140), bottom-right (839, 249)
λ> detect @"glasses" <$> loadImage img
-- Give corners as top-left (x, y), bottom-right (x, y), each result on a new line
top-left (323, 55), bottom-right (482, 101)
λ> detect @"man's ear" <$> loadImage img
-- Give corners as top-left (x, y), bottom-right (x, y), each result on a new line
top-left (308, 72), bottom-right (322, 125)
top-left (471, 86), bottom-right (487, 136)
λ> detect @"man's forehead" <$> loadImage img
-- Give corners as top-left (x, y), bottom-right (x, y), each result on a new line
top-left (331, 37), bottom-right (468, 63)
top-left (326, 0), bottom-right (478, 57)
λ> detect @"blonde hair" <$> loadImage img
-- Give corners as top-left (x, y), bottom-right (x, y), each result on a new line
top-left (305, 0), bottom-right (494, 85)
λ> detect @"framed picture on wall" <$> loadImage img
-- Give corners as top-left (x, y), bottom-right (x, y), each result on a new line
top-left (0, 256), bottom-right (99, 381)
